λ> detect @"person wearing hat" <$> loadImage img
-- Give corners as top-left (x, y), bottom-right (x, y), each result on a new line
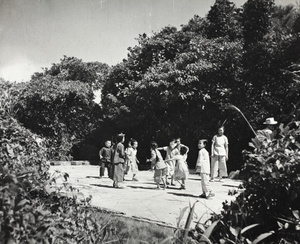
top-left (110, 133), bottom-right (126, 188)
top-left (257, 117), bottom-right (278, 142)
top-left (262, 117), bottom-right (278, 140)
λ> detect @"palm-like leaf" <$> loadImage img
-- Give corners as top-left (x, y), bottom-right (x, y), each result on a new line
top-left (225, 104), bottom-right (257, 137)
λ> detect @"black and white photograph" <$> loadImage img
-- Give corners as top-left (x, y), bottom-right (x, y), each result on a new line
top-left (1, 0), bottom-right (300, 243)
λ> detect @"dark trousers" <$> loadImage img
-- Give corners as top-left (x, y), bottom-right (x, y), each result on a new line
top-left (100, 161), bottom-right (111, 177)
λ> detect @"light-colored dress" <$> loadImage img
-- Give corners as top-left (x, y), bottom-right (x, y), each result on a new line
top-left (173, 154), bottom-right (189, 181)
top-left (124, 146), bottom-right (132, 174)
top-left (163, 146), bottom-right (179, 176)
top-left (126, 147), bottom-right (138, 174)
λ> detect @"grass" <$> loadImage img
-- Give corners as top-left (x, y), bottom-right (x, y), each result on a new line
top-left (92, 208), bottom-right (175, 244)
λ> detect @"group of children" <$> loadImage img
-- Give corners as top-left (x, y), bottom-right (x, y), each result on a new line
top-left (98, 137), bottom-right (139, 183)
top-left (99, 126), bottom-right (229, 198)
top-left (148, 137), bottom-right (189, 190)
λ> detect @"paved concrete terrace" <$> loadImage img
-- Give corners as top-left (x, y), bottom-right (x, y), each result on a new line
top-left (49, 165), bottom-right (242, 227)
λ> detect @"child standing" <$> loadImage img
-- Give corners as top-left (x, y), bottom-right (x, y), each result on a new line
top-left (111, 133), bottom-right (126, 188)
top-left (157, 139), bottom-right (179, 186)
top-left (124, 140), bottom-right (133, 177)
top-left (126, 139), bottom-right (140, 181)
top-left (197, 139), bottom-right (214, 199)
top-left (211, 126), bottom-right (229, 182)
top-left (148, 141), bottom-right (167, 190)
top-left (165, 146), bottom-right (189, 189)
top-left (99, 140), bottom-right (112, 178)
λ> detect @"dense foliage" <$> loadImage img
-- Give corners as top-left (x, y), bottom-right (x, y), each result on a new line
top-left (0, 86), bottom-right (174, 244)
top-left (100, 0), bottom-right (300, 170)
top-left (2, 1), bottom-right (299, 169)
top-left (3, 57), bottom-right (109, 160)
top-left (1, 0), bottom-right (300, 243)
top-left (186, 108), bottom-right (299, 244)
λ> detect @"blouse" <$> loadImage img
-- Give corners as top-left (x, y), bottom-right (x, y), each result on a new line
top-left (212, 135), bottom-right (228, 156)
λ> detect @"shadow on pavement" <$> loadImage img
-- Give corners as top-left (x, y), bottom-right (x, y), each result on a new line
top-left (90, 183), bottom-right (114, 189)
top-left (188, 177), bottom-right (201, 181)
top-left (168, 192), bottom-right (199, 198)
top-left (86, 176), bottom-right (100, 179)
top-left (127, 185), bottom-right (158, 190)
top-left (165, 186), bottom-right (182, 190)
top-left (222, 184), bottom-right (240, 188)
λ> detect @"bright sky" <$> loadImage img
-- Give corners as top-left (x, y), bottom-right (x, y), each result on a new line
top-left (0, 0), bottom-right (297, 82)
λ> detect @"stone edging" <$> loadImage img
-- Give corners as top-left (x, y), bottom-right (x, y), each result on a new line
top-left (49, 161), bottom-right (91, 166)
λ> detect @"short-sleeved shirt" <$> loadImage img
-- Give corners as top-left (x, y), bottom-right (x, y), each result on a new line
top-left (212, 135), bottom-right (228, 156)
top-left (99, 147), bottom-right (112, 162)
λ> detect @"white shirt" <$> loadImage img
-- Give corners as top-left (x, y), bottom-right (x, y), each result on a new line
top-left (212, 135), bottom-right (228, 156)
top-left (196, 148), bottom-right (210, 174)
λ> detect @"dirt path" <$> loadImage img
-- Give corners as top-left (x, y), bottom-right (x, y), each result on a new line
top-left (49, 165), bottom-right (241, 227)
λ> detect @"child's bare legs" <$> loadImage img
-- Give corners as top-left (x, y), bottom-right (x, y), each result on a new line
top-left (166, 175), bottom-right (170, 185)
top-left (171, 175), bottom-right (175, 186)
top-left (156, 182), bottom-right (161, 189)
top-left (132, 173), bottom-right (138, 181)
top-left (161, 177), bottom-right (166, 190)
top-left (177, 179), bottom-right (186, 189)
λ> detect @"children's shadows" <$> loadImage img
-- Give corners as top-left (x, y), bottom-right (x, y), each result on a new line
top-left (188, 177), bottom-right (201, 181)
top-left (86, 176), bottom-right (101, 179)
top-left (168, 192), bottom-right (199, 198)
top-left (90, 184), bottom-right (114, 189)
top-left (127, 185), bottom-right (158, 190)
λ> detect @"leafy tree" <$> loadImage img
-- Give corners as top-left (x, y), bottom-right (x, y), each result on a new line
top-left (272, 4), bottom-right (300, 35)
top-left (181, 15), bottom-right (208, 35)
top-left (16, 76), bottom-right (101, 160)
top-left (12, 56), bottom-right (111, 160)
top-left (206, 0), bottom-right (242, 40)
top-left (236, 1), bottom-right (300, 126)
top-left (32, 56), bottom-right (110, 90)
top-left (102, 26), bottom-right (245, 167)
top-left (242, 0), bottom-right (275, 47)
top-left (101, 0), bottom-right (300, 171)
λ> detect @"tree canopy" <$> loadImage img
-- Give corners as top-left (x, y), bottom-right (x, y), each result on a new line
top-left (100, 0), bottom-right (300, 169)
top-left (1, 0), bottom-right (300, 168)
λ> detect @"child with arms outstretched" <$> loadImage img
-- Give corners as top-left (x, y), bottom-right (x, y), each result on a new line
top-left (164, 146), bottom-right (189, 190)
top-left (147, 141), bottom-right (167, 190)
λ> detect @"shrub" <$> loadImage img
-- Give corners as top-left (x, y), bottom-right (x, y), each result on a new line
top-left (204, 116), bottom-right (300, 243)
top-left (0, 93), bottom-right (174, 243)
top-left (0, 92), bottom-right (108, 243)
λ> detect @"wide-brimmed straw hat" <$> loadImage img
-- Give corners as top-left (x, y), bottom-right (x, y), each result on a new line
top-left (263, 117), bottom-right (278, 125)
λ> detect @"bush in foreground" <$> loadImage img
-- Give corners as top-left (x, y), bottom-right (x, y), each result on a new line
top-left (0, 90), bottom-right (174, 243)
top-left (188, 112), bottom-right (300, 243)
